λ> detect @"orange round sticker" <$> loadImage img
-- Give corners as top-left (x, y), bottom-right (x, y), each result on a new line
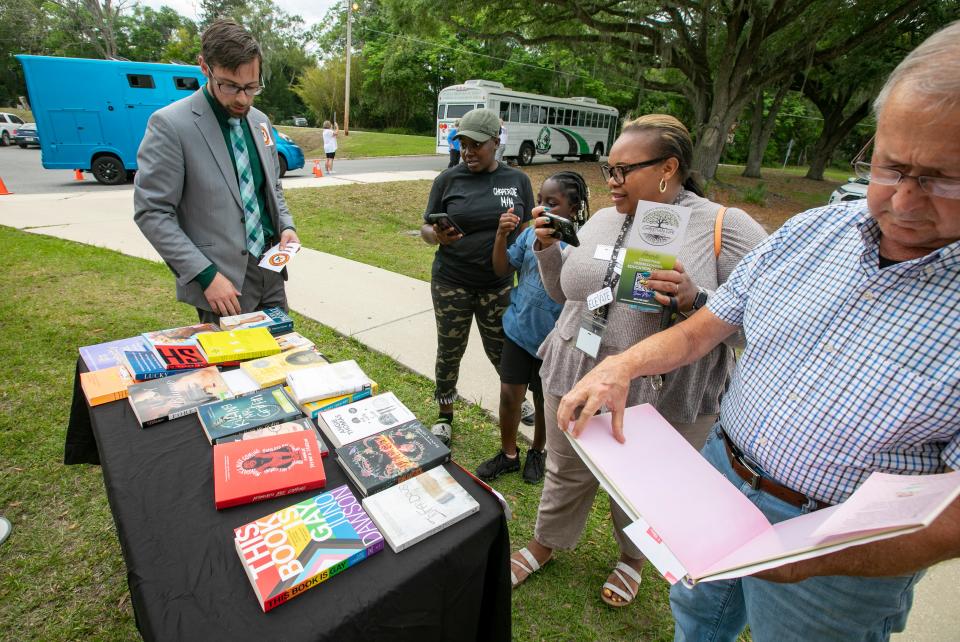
top-left (268, 253), bottom-right (289, 267)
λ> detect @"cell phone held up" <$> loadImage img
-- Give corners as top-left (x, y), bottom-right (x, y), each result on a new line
top-left (542, 212), bottom-right (580, 247)
top-left (426, 212), bottom-right (466, 236)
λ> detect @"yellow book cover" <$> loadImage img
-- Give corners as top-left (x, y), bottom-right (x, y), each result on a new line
top-left (239, 346), bottom-right (328, 388)
top-left (80, 366), bottom-right (134, 406)
top-left (197, 328), bottom-right (281, 364)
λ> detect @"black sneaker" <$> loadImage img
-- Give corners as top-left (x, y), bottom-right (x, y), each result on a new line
top-left (476, 450), bottom-right (521, 481)
top-left (522, 448), bottom-right (546, 484)
top-left (520, 400), bottom-right (535, 426)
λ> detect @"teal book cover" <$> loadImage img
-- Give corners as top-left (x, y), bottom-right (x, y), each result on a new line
top-left (198, 385), bottom-right (302, 444)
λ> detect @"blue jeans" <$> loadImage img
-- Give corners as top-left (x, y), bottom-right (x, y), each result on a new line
top-left (670, 425), bottom-right (923, 642)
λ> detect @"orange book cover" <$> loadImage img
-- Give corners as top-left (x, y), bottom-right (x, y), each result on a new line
top-left (80, 366), bottom-right (134, 406)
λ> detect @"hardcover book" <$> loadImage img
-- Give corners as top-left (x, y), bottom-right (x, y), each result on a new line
top-left (142, 323), bottom-right (220, 370)
top-left (286, 360), bottom-right (370, 405)
top-left (79, 366), bottom-right (134, 406)
top-left (215, 417), bottom-right (329, 457)
top-left (335, 421), bottom-right (451, 496)
top-left (240, 346), bottom-right (329, 388)
top-left (213, 431), bottom-right (326, 509)
top-left (197, 385), bottom-right (302, 444)
top-left (233, 484), bottom-right (384, 612)
top-left (295, 382), bottom-right (378, 419)
top-left (122, 349), bottom-right (168, 381)
top-left (219, 307), bottom-right (294, 336)
top-left (196, 327), bottom-right (281, 364)
top-left (127, 366), bottom-right (233, 427)
top-left (317, 391), bottom-right (416, 449)
top-left (79, 336), bottom-right (147, 371)
top-left (362, 467), bottom-right (479, 552)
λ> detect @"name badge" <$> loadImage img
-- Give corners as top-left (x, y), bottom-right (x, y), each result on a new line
top-left (576, 312), bottom-right (607, 359)
top-left (586, 287), bottom-right (613, 311)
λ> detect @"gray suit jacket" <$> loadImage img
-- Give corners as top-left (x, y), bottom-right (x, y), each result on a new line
top-left (134, 89), bottom-right (295, 310)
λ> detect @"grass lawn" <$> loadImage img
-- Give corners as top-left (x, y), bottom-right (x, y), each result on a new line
top-left (276, 126), bottom-right (435, 160)
top-left (0, 225), bottom-right (677, 640)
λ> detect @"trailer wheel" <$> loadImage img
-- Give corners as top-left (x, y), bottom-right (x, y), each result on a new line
top-left (278, 154), bottom-right (288, 178)
top-left (91, 155), bottom-right (127, 185)
top-left (518, 142), bottom-right (535, 166)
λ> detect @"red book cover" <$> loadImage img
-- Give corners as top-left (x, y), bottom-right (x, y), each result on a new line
top-left (214, 431), bottom-right (326, 509)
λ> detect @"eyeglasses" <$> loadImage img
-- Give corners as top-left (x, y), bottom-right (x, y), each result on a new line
top-left (209, 72), bottom-right (265, 97)
top-left (600, 157), bottom-right (669, 186)
top-left (853, 162), bottom-right (960, 200)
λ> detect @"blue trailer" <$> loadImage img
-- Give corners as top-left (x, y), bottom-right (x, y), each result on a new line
top-left (16, 55), bottom-right (304, 185)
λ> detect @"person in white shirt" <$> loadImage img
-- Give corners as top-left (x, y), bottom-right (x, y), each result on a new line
top-left (322, 120), bottom-right (338, 174)
top-left (495, 119), bottom-right (508, 163)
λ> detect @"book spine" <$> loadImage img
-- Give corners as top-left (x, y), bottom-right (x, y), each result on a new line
top-left (167, 406), bottom-right (201, 421)
top-left (217, 479), bottom-right (325, 510)
top-left (302, 387), bottom-right (373, 418)
top-left (267, 320), bottom-right (293, 336)
top-left (261, 548), bottom-right (364, 612)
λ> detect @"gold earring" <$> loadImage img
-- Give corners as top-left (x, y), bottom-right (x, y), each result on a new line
top-left (659, 177), bottom-right (667, 193)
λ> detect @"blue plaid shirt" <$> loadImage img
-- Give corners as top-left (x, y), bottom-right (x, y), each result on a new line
top-left (709, 202), bottom-right (960, 505)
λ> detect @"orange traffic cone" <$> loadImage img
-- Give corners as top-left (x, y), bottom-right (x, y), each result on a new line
top-left (74, 169), bottom-right (84, 181)
top-left (0, 176), bottom-right (10, 195)
top-left (312, 159), bottom-right (323, 177)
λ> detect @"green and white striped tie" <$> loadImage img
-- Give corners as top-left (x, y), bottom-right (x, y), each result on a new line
top-left (228, 117), bottom-right (265, 258)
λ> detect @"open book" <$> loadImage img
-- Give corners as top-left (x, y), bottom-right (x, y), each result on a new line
top-left (566, 404), bottom-right (960, 586)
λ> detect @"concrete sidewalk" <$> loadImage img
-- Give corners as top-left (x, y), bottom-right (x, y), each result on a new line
top-left (2, 173), bottom-right (957, 641)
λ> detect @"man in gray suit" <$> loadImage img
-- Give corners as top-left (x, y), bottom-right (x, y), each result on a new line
top-left (134, 19), bottom-right (299, 324)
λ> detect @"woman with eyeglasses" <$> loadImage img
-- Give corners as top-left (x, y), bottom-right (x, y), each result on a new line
top-left (508, 114), bottom-right (767, 607)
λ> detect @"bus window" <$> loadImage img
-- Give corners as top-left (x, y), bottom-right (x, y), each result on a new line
top-left (521, 103), bottom-right (530, 123)
top-left (438, 104), bottom-right (445, 119)
top-left (500, 101), bottom-right (510, 120)
top-left (174, 77), bottom-right (199, 91)
top-left (446, 104), bottom-right (475, 118)
top-left (540, 107), bottom-right (548, 124)
top-left (510, 102), bottom-right (520, 122)
top-left (564, 110), bottom-right (572, 126)
top-left (127, 74), bottom-right (155, 89)
top-left (590, 112), bottom-right (597, 127)
top-left (548, 107), bottom-right (557, 124)
top-left (477, 103), bottom-right (484, 110)
top-left (530, 105), bottom-right (540, 123)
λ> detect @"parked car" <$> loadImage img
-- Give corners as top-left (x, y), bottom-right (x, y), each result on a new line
top-left (273, 128), bottom-right (304, 177)
top-left (0, 112), bottom-right (26, 146)
top-left (13, 123), bottom-right (39, 148)
top-left (828, 176), bottom-right (869, 204)
top-left (292, 116), bottom-right (308, 127)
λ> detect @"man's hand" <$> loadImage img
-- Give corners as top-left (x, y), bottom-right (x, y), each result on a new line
top-left (557, 353), bottom-right (633, 443)
top-left (279, 228), bottom-right (300, 251)
top-left (204, 272), bottom-right (242, 317)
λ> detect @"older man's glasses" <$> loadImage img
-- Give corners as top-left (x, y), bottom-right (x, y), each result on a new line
top-left (600, 157), bottom-right (669, 186)
top-left (853, 162), bottom-right (960, 200)
top-left (210, 72), bottom-right (265, 97)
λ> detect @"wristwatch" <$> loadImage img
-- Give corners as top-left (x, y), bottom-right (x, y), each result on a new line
top-left (692, 287), bottom-right (709, 311)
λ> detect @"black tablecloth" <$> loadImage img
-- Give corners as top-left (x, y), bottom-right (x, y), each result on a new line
top-left (66, 360), bottom-right (511, 641)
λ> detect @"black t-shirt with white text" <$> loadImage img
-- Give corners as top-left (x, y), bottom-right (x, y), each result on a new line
top-left (424, 162), bottom-right (535, 290)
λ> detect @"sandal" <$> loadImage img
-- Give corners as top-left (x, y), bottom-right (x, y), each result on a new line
top-left (431, 420), bottom-right (452, 446)
top-left (601, 561), bottom-right (642, 607)
top-left (510, 546), bottom-right (551, 589)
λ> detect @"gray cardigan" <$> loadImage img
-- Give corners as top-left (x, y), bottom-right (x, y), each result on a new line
top-left (535, 190), bottom-right (768, 424)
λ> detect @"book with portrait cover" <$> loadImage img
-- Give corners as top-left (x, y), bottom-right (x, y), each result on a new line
top-left (294, 382), bottom-right (378, 419)
top-left (215, 417), bottom-right (329, 457)
top-left (239, 346), bottom-right (329, 388)
top-left (79, 336), bottom-right (147, 371)
top-left (219, 307), bottom-right (294, 336)
top-left (213, 430), bottom-right (326, 509)
top-left (335, 421), bottom-right (451, 496)
top-left (233, 484), bottom-right (384, 612)
top-left (274, 331), bottom-right (314, 352)
top-left (141, 323), bottom-right (221, 370)
top-left (197, 385), bottom-right (302, 444)
top-left (122, 349), bottom-right (168, 381)
top-left (79, 365), bottom-right (134, 406)
top-left (316, 391), bottom-right (416, 449)
top-left (196, 327), bottom-right (281, 364)
top-left (362, 467), bottom-right (479, 552)
top-left (127, 366), bottom-right (233, 427)
top-left (285, 360), bottom-right (370, 405)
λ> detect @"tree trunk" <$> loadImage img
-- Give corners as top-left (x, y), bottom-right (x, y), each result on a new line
top-left (743, 84), bottom-right (789, 178)
top-left (693, 92), bottom-right (749, 182)
top-left (805, 100), bottom-right (870, 180)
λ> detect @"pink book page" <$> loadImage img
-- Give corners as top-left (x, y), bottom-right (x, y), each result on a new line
top-left (571, 404), bottom-right (771, 576)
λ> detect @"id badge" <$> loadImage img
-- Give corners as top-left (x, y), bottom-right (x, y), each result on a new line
top-left (576, 312), bottom-right (607, 359)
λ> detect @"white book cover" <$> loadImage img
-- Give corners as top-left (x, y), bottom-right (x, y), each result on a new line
top-left (362, 467), bottom-right (480, 552)
top-left (317, 391), bottom-right (416, 448)
top-left (221, 368), bottom-right (261, 397)
top-left (285, 359), bottom-right (369, 404)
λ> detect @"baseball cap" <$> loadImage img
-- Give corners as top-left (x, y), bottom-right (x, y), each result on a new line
top-left (454, 108), bottom-right (501, 142)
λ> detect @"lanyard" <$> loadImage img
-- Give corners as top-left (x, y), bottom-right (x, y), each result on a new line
top-left (594, 214), bottom-right (634, 321)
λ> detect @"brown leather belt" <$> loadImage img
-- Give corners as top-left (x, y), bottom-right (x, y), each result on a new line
top-left (720, 429), bottom-right (830, 511)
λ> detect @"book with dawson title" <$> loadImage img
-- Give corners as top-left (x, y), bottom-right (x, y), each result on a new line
top-left (293, 382), bottom-right (378, 419)
top-left (127, 366), bottom-right (233, 427)
top-left (213, 430), bottom-right (327, 509)
top-left (362, 467), bottom-right (479, 552)
top-left (240, 346), bottom-right (329, 388)
top-left (79, 336), bottom-right (147, 371)
top-left (335, 421), bottom-right (451, 496)
top-left (316, 391), bottom-right (416, 449)
top-left (197, 385), bottom-right (302, 445)
top-left (196, 327), bottom-right (281, 364)
top-left (286, 360), bottom-right (370, 405)
top-left (216, 417), bottom-right (329, 457)
top-left (234, 484), bottom-right (384, 612)
top-left (219, 307), bottom-right (294, 336)
top-left (142, 323), bottom-right (221, 370)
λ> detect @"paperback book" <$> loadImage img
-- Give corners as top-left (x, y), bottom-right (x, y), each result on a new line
top-left (286, 360), bottom-right (370, 405)
top-left (127, 366), bottom-right (233, 427)
top-left (295, 382), bottom-right (378, 419)
top-left (79, 336), bottom-right (147, 372)
top-left (233, 484), bottom-right (384, 612)
top-left (213, 430), bottom-right (326, 509)
top-left (221, 368), bottom-right (260, 397)
top-left (79, 366), bottom-right (133, 406)
top-left (219, 307), bottom-right (294, 335)
top-left (240, 346), bottom-right (329, 388)
top-left (362, 467), bottom-right (479, 552)
top-left (275, 331), bottom-right (314, 352)
top-left (196, 327), bottom-right (281, 364)
top-left (317, 391), bottom-right (416, 449)
top-left (215, 417), bottom-right (329, 457)
top-left (197, 385), bottom-right (302, 444)
top-left (335, 421), bottom-right (451, 496)
top-left (142, 323), bottom-right (220, 370)
top-left (122, 349), bottom-right (168, 381)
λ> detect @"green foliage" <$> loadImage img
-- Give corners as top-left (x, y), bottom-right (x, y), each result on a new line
top-left (741, 182), bottom-right (768, 207)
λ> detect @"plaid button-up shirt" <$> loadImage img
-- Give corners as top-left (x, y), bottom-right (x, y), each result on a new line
top-left (708, 202), bottom-right (960, 505)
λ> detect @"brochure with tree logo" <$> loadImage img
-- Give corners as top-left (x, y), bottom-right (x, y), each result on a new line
top-left (615, 200), bottom-right (692, 311)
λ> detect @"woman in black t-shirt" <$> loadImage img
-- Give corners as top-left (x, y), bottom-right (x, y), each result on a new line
top-left (420, 108), bottom-right (534, 445)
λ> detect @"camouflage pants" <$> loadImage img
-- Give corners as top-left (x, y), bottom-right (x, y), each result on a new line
top-left (431, 281), bottom-right (512, 405)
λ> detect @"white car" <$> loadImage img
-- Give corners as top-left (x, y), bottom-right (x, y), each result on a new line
top-left (0, 112), bottom-right (26, 146)
top-left (829, 177), bottom-right (869, 204)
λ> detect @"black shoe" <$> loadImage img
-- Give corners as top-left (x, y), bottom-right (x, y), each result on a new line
top-left (476, 450), bottom-right (521, 481)
top-left (522, 448), bottom-right (546, 484)
top-left (520, 400), bottom-right (535, 426)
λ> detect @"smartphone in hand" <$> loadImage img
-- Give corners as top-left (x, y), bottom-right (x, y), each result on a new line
top-left (542, 213), bottom-right (580, 247)
top-left (426, 212), bottom-right (466, 236)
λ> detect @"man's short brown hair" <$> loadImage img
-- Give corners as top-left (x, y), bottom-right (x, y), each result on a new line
top-left (201, 19), bottom-right (262, 71)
